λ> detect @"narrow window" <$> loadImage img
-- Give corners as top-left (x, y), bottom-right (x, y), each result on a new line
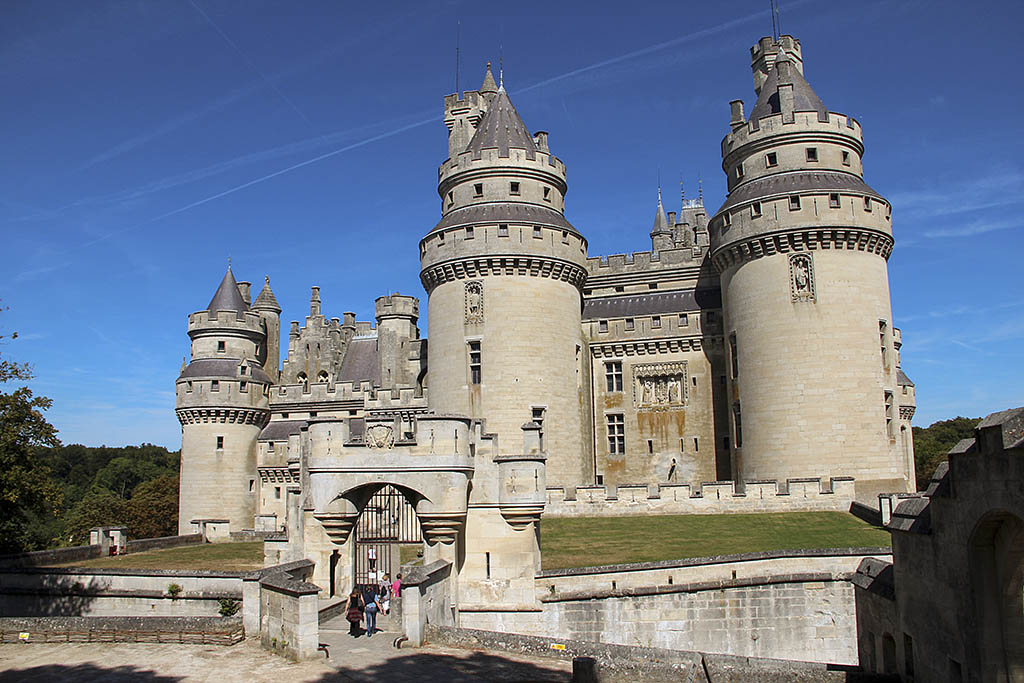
top-left (842, 150), bottom-right (851, 166)
top-left (720, 375), bottom-right (727, 386)
top-left (647, 439), bottom-right (654, 454)
top-left (606, 414), bottom-right (625, 455)
top-left (751, 202), bottom-right (762, 218)
top-left (510, 181), bottom-right (520, 195)
top-left (652, 315), bottom-right (661, 329)
top-left (561, 230), bottom-right (569, 243)
top-left (708, 311), bottom-right (716, 323)
top-left (498, 224), bottom-right (509, 237)
top-left (438, 230), bottom-right (445, 242)
top-left (240, 381), bottom-right (248, 392)
top-left (789, 195), bottom-right (801, 211)
top-left (722, 211), bottom-right (732, 228)
top-left (268, 441), bottom-right (275, 452)
top-left (605, 361), bottom-right (623, 392)
top-left (693, 437), bottom-right (699, 452)
top-left (625, 318), bottom-right (635, 331)
top-left (679, 313), bottom-right (688, 326)
top-left (829, 193), bottom-right (841, 208)
top-left (729, 333), bottom-right (739, 378)
top-left (806, 147), bottom-right (818, 162)
top-left (216, 435), bottom-right (224, 450)
top-left (217, 341), bottom-right (226, 353)
top-left (533, 226), bottom-right (542, 239)
top-left (692, 376), bottom-right (697, 387)
top-left (249, 479), bottom-right (254, 492)
top-left (735, 163), bottom-right (744, 179)
top-left (864, 196), bottom-right (873, 212)
top-left (596, 474), bottom-right (604, 485)
top-left (473, 183), bottom-right (483, 197)
top-left (485, 552), bottom-right (491, 578)
top-left (880, 320), bottom-right (889, 367)
top-left (466, 226), bottom-right (474, 239)
top-left (446, 191), bottom-right (453, 207)
top-left (240, 365), bottom-right (247, 376)
top-left (468, 341), bottom-right (482, 384)
top-left (274, 486), bottom-right (281, 500)
top-left (186, 381), bottom-right (193, 393)
top-left (211, 380), bottom-right (220, 392)
top-left (598, 320), bottom-right (608, 333)
top-left (543, 187), bottom-right (551, 201)
top-left (733, 404), bottom-right (742, 448)
top-left (765, 151), bottom-right (778, 167)
top-left (885, 391), bottom-right (894, 438)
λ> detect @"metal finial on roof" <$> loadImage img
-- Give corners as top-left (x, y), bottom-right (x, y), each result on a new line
top-left (680, 177), bottom-right (685, 201)
top-left (499, 48), bottom-right (503, 89)
top-left (698, 175), bottom-right (704, 204)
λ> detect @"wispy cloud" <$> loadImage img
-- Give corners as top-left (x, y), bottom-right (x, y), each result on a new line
top-left (922, 217), bottom-right (1024, 239)
top-left (889, 170), bottom-right (1024, 220)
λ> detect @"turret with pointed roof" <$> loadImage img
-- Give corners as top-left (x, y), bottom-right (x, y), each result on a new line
top-left (251, 276), bottom-right (281, 382)
top-left (207, 267), bottom-right (249, 316)
top-left (650, 188), bottom-right (673, 253)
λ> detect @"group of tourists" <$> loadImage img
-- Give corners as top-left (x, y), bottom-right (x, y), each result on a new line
top-left (345, 572), bottom-right (401, 638)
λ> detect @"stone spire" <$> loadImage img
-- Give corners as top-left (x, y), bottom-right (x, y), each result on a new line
top-left (480, 62), bottom-right (498, 95)
top-left (206, 267), bottom-right (249, 314)
top-left (465, 87), bottom-right (538, 160)
top-left (748, 47), bottom-right (827, 122)
top-left (651, 187), bottom-right (669, 234)
top-left (252, 276), bottom-right (281, 312)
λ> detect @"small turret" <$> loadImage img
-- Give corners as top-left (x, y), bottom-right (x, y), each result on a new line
top-left (252, 276), bottom-right (282, 383)
top-left (650, 188), bottom-right (674, 253)
top-left (375, 294), bottom-right (420, 390)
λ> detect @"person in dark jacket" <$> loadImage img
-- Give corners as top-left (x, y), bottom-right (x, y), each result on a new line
top-left (362, 584), bottom-right (382, 636)
top-left (345, 589), bottom-right (364, 637)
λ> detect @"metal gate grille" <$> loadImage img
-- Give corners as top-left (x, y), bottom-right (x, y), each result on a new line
top-left (353, 485), bottom-right (420, 586)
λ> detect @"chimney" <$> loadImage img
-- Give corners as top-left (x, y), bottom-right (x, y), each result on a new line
top-left (533, 131), bottom-right (549, 152)
top-left (730, 100), bottom-right (746, 131)
top-left (310, 286), bottom-right (321, 317)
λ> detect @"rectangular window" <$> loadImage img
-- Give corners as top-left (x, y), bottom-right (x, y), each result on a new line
top-left (268, 441), bottom-right (275, 452)
top-left (885, 391), bottom-right (894, 438)
top-left (473, 183), bottom-right (483, 197)
top-left (733, 404), bottom-right (743, 448)
top-left (625, 318), bottom-right (635, 331)
top-left (722, 211), bottom-right (732, 228)
top-left (465, 226), bottom-right (474, 239)
top-left (648, 283), bottom-right (657, 290)
top-left (510, 181), bottom-right (520, 195)
top-left (446, 191), bottom-right (453, 207)
top-left (751, 201), bottom-right (762, 218)
top-left (864, 196), bottom-right (873, 212)
top-left (533, 226), bottom-right (542, 239)
top-left (274, 486), bottom-right (281, 500)
top-left (647, 439), bottom-right (654, 454)
top-left (606, 414), bottom-right (625, 455)
top-left (186, 381), bottom-right (193, 393)
top-left (679, 313), bottom-right (689, 326)
top-left (240, 381), bottom-right (248, 392)
top-left (729, 333), bottom-right (739, 378)
top-left (217, 341), bottom-right (226, 353)
top-left (216, 436), bottom-right (224, 450)
top-left (531, 407), bottom-right (545, 427)
top-left (880, 320), bottom-right (889, 367)
top-left (652, 315), bottom-right (661, 329)
top-left (693, 437), bottom-right (699, 452)
top-left (605, 361), bottom-right (623, 392)
top-left (789, 195), bottom-right (801, 211)
top-left (596, 474), bottom-right (604, 485)
top-left (598, 320), bottom-right (608, 333)
top-left (498, 224), bottom-right (509, 237)
top-left (720, 375), bottom-right (726, 386)
top-left (806, 147), bottom-right (818, 162)
top-left (842, 150), bottom-right (851, 166)
top-left (469, 341), bottom-right (482, 385)
top-left (765, 151), bottom-right (778, 167)
top-left (211, 380), bottom-right (220, 392)
top-left (829, 193), bottom-right (841, 208)
top-left (735, 163), bottom-right (744, 179)
top-left (562, 230), bottom-right (569, 243)
top-left (543, 186), bottom-right (551, 201)
top-left (724, 436), bottom-right (730, 451)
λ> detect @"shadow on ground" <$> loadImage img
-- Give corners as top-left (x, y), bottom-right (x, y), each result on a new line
top-left (319, 649), bottom-right (568, 682)
top-left (0, 663), bottom-right (182, 682)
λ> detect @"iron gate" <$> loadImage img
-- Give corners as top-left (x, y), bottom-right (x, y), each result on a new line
top-left (353, 485), bottom-right (421, 586)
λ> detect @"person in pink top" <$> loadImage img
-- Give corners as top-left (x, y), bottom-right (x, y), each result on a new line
top-left (391, 573), bottom-right (401, 602)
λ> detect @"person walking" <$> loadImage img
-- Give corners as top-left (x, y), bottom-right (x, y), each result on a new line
top-left (362, 583), bottom-right (382, 637)
top-left (344, 589), bottom-right (364, 637)
top-left (379, 573), bottom-right (391, 615)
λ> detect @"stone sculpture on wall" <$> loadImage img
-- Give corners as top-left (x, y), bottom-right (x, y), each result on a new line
top-left (465, 281), bottom-right (484, 323)
top-left (633, 362), bottom-right (688, 409)
top-left (789, 253), bottom-right (816, 302)
top-left (365, 424), bottom-right (395, 450)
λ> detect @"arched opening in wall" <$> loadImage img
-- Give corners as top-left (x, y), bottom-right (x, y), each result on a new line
top-left (970, 511), bottom-right (1024, 681)
top-left (318, 371), bottom-right (329, 384)
top-left (881, 633), bottom-right (897, 674)
top-left (352, 484), bottom-right (423, 588)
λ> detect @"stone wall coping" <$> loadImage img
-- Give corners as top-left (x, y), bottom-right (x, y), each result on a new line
top-left (537, 546), bottom-right (892, 578)
top-left (540, 570), bottom-right (849, 603)
top-left (0, 566), bottom-right (245, 578)
top-left (492, 453), bottom-right (547, 463)
top-left (258, 572), bottom-right (320, 597)
top-left (0, 616), bottom-right (242, 632)
top-left (402, 559), bottom-right (451, 586)
top-left (243, 558), bottom-right (313, 581)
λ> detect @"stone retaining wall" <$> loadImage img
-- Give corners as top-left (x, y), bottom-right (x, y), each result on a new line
top-left (544, 478), bottom-right (855, 517)
top-left (0, 616), bottom-right (243, 645)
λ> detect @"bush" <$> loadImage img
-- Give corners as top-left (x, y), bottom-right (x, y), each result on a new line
top-left (218, 597), bottom-right (240, 617)
top-left (167, 583), bottom-right (182, 599)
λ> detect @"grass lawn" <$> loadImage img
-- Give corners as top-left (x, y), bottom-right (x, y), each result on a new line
top-left (52, 541), bottom-right (265, 572)
top-left (539, 511), bottom-right (890, 571)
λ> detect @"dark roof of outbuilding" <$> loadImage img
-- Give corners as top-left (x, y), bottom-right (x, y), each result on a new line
top-left (717, 171), bottom-right (884, 214)
top-left (465, 88), bottom-right (537, 160)
top-left (338, 338), bottom-right (379, 386)
top-left (178, 358), bottom-right (271, 383)
top-left (207, 268), bottom-right (249, 314)
top-left (749, 56), bottom-right (828, 122)
top-left (258, 420), bottom-right (307, 442)
top-left (583, 290), bottom-right (721, 320)
top-left (429, 203), bottom-right (578, 235)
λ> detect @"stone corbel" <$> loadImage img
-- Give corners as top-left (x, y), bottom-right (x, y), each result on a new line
top-left (417, 513), bottom-right (465, 545)
top-left (312, 512), bottom-right (359, 545)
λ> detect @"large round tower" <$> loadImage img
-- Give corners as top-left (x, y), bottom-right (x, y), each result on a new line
top-left (176, 268), bottom-right (271, 535)
top-left (710, 36), bottom-right (913, 498)
top-left (420, 66), bottom-right (589, 486)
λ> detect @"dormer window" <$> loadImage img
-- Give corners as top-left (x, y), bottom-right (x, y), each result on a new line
top-left (765, 152), bottom-right (778, 168)
top-left (240, 365), bottom-right (247, 376)
top-left (473, 183), bottom-right (483, 197)
top-left (806, 147), bottom-right (818, 162)
top-left (510, 182), bottom-right (520, 195)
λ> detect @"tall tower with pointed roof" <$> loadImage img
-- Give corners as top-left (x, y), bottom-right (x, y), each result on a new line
top-left (175, 268), bottom-right (271, 535)
top-left (421, 65), bottom-right (591, 487)
top-left (709, 36), bottom-right (915, 498)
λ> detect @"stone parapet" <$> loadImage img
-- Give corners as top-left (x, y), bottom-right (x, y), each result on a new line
top-left (544, 477), bottom-right (855, 517)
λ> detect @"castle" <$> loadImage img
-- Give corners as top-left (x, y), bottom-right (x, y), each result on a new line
top-left (176, 35), bottom-right (917, 598)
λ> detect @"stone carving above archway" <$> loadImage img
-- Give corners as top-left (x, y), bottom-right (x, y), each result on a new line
top-left (365, 423), bottom-right (395, 450)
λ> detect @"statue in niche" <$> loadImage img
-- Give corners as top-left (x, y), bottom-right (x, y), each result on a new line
top-left (668, 379), bottom-right (681, 404)
top-left (465, 281), bottom-right (484, 323)
top-left (642, 379), bottom-right (655, 404)
top-left (790, 253), bottom-right (815, 302)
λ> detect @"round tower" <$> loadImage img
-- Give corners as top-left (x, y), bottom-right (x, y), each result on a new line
top-left (710, 36), bottom-right (912, 498)
top-left (176, 268), bottom-right (271, 535)
top-left (420, 66), bottom-right (589, 486)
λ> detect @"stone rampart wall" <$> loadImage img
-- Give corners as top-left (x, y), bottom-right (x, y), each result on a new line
top-left (0, 616), bottom-right (243, 645)
top-left (125, 534), bottom-right (203, 553)
top-left (0, 544), bottom-right (102, 568)
top-left (544, 477), bottom-right (855, 517)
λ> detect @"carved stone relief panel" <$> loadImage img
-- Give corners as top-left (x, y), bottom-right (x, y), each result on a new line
top-left (632, 362), bottom-right (688, 409)
top-left (465, 281), bottom-right (484, 323)
top-left (789, 253), bottom-right (816, 302)
top-left (365, 424), bottom-right (395, 450)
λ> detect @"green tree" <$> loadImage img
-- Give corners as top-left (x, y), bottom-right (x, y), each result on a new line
top-left (127, 474), bottom-right (179, 539)
top-left (0, 314), bottom-right (62, 553)
top-left (913, 416), bottom-right (980, 487)
top-left (63, 487), bottom-right (131, 546)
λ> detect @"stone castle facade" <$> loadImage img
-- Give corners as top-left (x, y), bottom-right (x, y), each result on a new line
top-left (176, 35), bottom-right (916, 595)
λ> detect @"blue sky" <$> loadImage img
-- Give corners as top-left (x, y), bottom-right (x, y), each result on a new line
top-left (2, 0), bottom-right (1022, 449)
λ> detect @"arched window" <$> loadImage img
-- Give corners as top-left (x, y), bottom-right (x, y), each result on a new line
top-left (318, 371), bottom-right (329, 384)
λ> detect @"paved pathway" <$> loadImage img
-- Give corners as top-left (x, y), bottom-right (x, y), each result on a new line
top-left (0, 614), bottom-right (570, 682)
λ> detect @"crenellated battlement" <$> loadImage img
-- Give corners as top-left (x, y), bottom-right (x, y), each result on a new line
top-left (375, 293), bottom-right (418, 320)
top-left (188, 309), bottom-right (264, 337)
top-left (439, 147), bottom-right (566, 186)
top-left (267, 380), bottom-right (428, 407)
top-left (724, 111), bottom-right (863, 160)
top-left (545, 477), bottom-right (855, 517)
top-left (585, 246), bottom-right (707, 277)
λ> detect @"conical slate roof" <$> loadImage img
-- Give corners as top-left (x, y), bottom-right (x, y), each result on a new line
top-left (748, 53), bottom-right (828, 122)
top-left (480, 63), bottom-right (498, 94)
top-left (207, 268), bottom-right (249, 314)
top-left (651, 190), bottom-right (670, 235)
top-left (252, 276), bottom-right (281, 312)
top-left (465, 88), bottom-right (537, 160)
